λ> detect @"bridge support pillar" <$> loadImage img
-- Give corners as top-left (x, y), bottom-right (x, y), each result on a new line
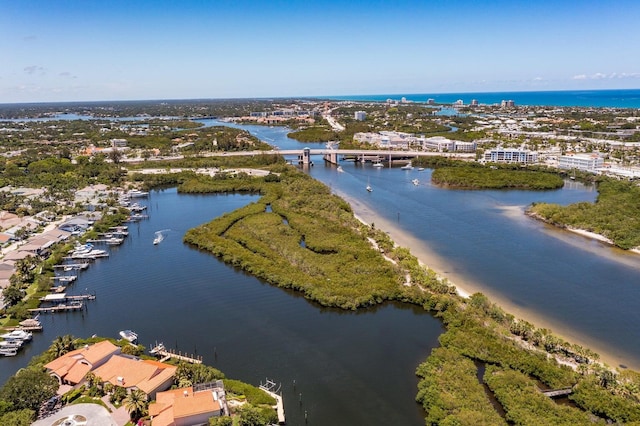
top-left (299, 147), bottom-right (312, 165)
top-left (323, 151), bottom-right (338, 164)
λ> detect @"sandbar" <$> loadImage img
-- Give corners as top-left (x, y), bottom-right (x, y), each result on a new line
top-left (340, 190), bottom-right (638, 371)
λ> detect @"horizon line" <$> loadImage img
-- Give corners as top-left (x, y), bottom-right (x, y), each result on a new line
top-left (2, 87), bottom-right (640, 106)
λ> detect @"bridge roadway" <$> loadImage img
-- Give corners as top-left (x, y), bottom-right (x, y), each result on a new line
top-left (122, 149), bottom-right (475, 164)
top-left (198, 149), bottom-right (475, 159)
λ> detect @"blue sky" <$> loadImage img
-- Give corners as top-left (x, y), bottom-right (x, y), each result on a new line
top-left (2, 0), bottom-right (640, 103)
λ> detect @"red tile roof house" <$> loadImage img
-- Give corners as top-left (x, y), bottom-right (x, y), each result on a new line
top-left (45, 340), bottom-right (121, 386)
top-left (92, 355), bottom-right (177, 400)
top-left (45, 340), bottom-right (177, 400)
top-left (149, 383), bottom-right (225, 426)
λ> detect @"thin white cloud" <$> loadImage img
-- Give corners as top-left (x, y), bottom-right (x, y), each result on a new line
top-left (24, 65), bottom-right (45, 75)
top-left (572, 72), bottom-right (640, 81)
top-left (59, 71), bottom-right (78, 79)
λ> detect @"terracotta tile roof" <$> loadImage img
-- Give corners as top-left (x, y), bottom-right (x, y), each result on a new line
top-left (173, 389), bottom-right (220, 419)
top-left (92, 356), bottom-right (176, 395)
top-left (149, 386), bottom-right (221, 425)
top-left (150, 409), bottom-right (175, 426)
top-left (44, 340), bottom-right (120, 385)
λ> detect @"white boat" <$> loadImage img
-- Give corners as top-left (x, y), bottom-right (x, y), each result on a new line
top-left (0, 340), bottom-right (23, 349)
top-left (105, 237), bottom-right (124, 245)
top-left (418, 167), bottom-right (425, 171)
top-left (373, 162), bottom-right (384, 168)
top-left (129, 203), bottom-right (147, 212)
top-left (412, 179), bottom-right (420, 186)
top-left (401, 162), bottom-right (414, 170)
top-left (337, 166), bottom-right (344, 172)
top-left (119, 330), bottom-right (138, 343)
top-left (149, 342), bottom-right (165, 355)
top-left (1, 329), bottom-right (33, 341)
top-left (153, 230), bottom-right (165, 245)
top-left (0, 347), bottom-right (18, 357)
top-left (366, 178), bottom-right (373, 192)
top-left (127, 189), bottom-right (149, 198)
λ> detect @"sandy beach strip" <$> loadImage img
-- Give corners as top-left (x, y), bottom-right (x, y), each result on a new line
top-left (341, 191), bottom-right (638, 371)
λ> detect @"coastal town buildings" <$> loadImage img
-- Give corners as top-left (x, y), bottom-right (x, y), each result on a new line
top-left (354, 111), bottom-right (366, 121)
top-left (483, 148), bottom-right (539, 164)
top-left (353, 132), bottom-right (476, 152)
top-left (558, 153), bottom-right (604, 172)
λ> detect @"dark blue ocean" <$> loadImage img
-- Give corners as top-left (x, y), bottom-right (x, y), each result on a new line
top-left (324, 88), bottom-right (640, 108)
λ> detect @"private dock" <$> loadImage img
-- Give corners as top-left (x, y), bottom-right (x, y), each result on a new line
top-left (259, 379), bottom-right (285, 424)
top-left (86, 237), bottom-right (124, 245)
top-left (40, 293), bottom-right (96, 303)
top-left (29, 302), bottom-right (83, 313)
top-left (53, 263), bottom-right (90, 271)
top-left (50, 275), bottom-right (77, 283)
top-left (150, 343), bottom-right (202, 364)
top-left (5, 317), bottom-right (43, 331)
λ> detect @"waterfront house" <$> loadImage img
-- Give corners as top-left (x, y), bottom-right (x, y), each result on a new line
top-left (0, 263), bottom-right (15, 289)
top-left (45, 340), bottom-right (121, 386)
top-left (149, 382), bottom-right (225, 426)
top-left (92, 356), bottom-right (176, 399)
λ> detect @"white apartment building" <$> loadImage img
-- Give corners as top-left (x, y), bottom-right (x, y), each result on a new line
top-left (421, 136), bottom-right (476, 152)
top-left (354, 111), bottom-right (367, 121)
top-left (558, 154), bottom-right (604, 172)
top-left (354, 132), bottom-right (476, 152)
top-left (484, 148), bottom-right (538, 164)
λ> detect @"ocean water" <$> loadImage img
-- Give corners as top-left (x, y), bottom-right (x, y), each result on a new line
top-left (324, 88), bottom-right (640, 108)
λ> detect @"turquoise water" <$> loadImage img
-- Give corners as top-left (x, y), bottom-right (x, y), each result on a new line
top-left (324, 88), bottom-right (640, 108)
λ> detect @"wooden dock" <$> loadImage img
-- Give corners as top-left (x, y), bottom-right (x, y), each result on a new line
top-left (260, 379), bottom-right (285, 424)
top-left (51, 275), bottom-right (77, 283)
top-left (53, 263), bottom-right (90, 270)
top-left (29, 302), bottom-right (83, 313)
top-left (40, 293), bottom-right (96, 302)
top-left (150, 344), bottom-right (202, 364)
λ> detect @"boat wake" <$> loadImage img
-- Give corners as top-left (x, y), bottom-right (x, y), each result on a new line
top-left (153, 229), bottom-right (171, 245)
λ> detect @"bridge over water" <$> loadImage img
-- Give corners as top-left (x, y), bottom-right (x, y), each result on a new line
top-left (218, 148), bottom-right (475, 165)
top-left (123, 148), bottom-right (475, 165)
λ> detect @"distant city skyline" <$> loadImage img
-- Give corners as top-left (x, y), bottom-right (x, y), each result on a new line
top-left (2, 0), bottom-right (640, 103)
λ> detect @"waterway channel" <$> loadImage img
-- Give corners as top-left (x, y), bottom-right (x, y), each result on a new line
top-left (1, 189), bottom-right (442, 425)
top-left (3, 119), bottom-right (640, 425)
top-left (199, 119), bottom-right (640, 372)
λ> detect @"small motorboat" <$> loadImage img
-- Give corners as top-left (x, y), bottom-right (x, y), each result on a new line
top-left (119, 330), bottom-right (138, 343)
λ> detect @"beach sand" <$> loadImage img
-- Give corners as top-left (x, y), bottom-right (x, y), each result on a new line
top-left (342, 192), bottom-right (638, 371)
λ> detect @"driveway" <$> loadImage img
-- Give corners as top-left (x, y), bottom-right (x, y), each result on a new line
top-left (32, 403), bottom-right (119, 426)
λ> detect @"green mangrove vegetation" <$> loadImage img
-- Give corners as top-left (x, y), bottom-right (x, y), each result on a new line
top-left (431, 163), bottom-right (565, 190)
top-left (177, 163), bottom-right (640, 425)
top-left (528, 179), bottom-right (640, 249)
top-left (287, 126), bottom-right (339, 142)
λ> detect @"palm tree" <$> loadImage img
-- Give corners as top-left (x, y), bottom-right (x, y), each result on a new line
top-left (50, 334), bottom-right (77, 358)
top-left (123, 389), bottom-right (148, 421)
